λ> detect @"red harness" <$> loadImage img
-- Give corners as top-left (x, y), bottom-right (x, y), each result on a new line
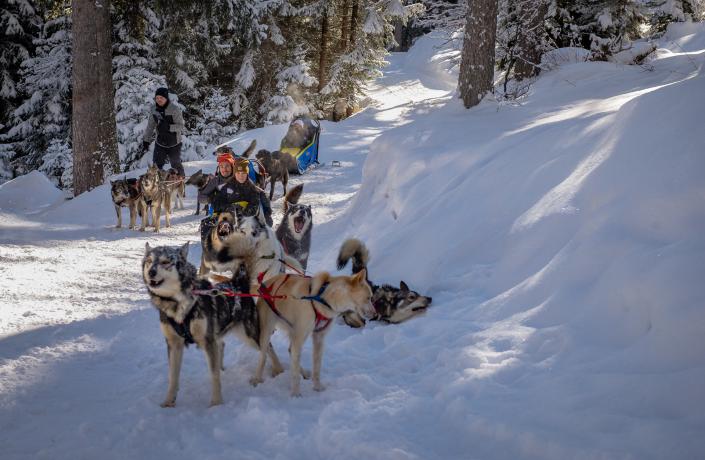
top-left (257, 272), bottom-right (333, 332)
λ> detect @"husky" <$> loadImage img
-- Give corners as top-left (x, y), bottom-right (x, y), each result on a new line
top-left (336, 239), bottom-right (433, 327)
top-left (142, 241), bottom-right (284, 407)
top-left (185, 169), bottom-right (213, 215)
top-left (139, 164), bottom-right (171, 232)
top-left (161, 168), bottom-right (185, 212)
top-left (255, 149), bottom-right (289, 201)
top-left (234, 207), bottom-right (303, 283)
top-left (251, 266), bottom-right (375, 396)
top-left (110, 177), bottom-right (146, 230)
top-left (199, 209), bottom-right (241, 276)
top-left (275, 184), bottom-right (312, 270)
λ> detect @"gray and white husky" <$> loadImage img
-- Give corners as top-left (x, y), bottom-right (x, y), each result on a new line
top-left (139, 164), bottom-right (171, 232)
top-left (275, 184), bottom-right (312, 270)
top-left (110, 177), bottom-right (146, 230)
top-left (336, 239), bottom-right (433, 327)
top-left (142, 241), bottom-right (284, 407)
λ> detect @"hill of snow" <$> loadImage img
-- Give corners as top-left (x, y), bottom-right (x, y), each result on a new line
top-left (1, 23), bottom-right (704, 460)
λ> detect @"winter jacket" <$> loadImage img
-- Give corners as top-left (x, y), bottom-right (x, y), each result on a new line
top-left (143, 101), bottom-right (184, 148)
top-left (198, 174), bottom-right (273, 225)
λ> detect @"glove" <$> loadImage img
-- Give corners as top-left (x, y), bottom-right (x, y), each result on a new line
top-left (141, 141), bottom-right (150, 153)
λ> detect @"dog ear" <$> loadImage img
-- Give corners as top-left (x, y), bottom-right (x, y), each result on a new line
top-left (180, 241), bottom-right (190, 258)
top-left (145, 242), bottom-right (151, 254)
top-left (352, 269), bottom-right (367, 285)
top-left (400, 281), bottom-right (409, 292)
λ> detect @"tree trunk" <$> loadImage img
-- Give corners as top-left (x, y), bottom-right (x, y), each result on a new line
top-left (458, 0), bottom-right (499, 109)
top-left (514, 0), bottom-right (548, 80)
top-left (318, 9), bottom-right (330, 92)
top-left (349, 0), bottom-right (359, 49)
top-left (340, 0), bottom-right (350, 51)
top-left (72, 0), bottom-right (119, 196)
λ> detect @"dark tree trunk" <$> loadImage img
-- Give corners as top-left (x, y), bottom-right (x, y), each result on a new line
top-left (458, 0), bottom-right (499, 109)
top-left (349, 0), bottom-right (359, 49)
top-left (72, 0), bottom-right (119, 196)
top-left (318, 9), bottom-right (330, 92)
top-left (514, 0), bottom-right (548, 80)
top-left (340, 0), bottom-right (350, 51)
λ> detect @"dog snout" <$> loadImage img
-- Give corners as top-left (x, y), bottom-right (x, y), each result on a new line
top-left (427, 296), bottom-right (432, 304)
top-left (148, 267), bottom-right (157, 278)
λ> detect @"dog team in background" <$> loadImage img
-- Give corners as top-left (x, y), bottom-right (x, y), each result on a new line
top-left (122, 98), bottom-right (432, 405)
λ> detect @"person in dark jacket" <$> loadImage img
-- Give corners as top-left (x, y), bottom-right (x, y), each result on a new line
top-left (142, 87), bottom-right (185, 176)
top-left (198, 155), bottom-right (273, 241)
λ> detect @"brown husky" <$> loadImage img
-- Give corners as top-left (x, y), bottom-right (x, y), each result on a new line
top-left (251, 268), bottom-right (375, 396)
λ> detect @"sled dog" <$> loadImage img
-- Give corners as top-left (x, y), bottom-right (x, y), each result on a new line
top-left (336, 239), bottom-right (433, 327)
top-left (185, 169), bottom-right (212, 215)
top-left (275, 184), bottom-right (312, 270)
top-left (234, 208), bottom-right (303, 283)
top-left (199, 209), bottom-right (241, 276)
top-left (255, 149), bottom-right (289, 200)
top-left (142, 241), bottom-right (284, 407)
top-left (251, 265), bottom-right (375, 396)
top-left (139, 164), bottom-right (171, 232)
top-left (110, 177), bottom-right (146, 230)
top-left (161, 168), bottom-right (185, 212)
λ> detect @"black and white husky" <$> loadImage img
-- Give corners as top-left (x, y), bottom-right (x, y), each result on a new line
top-left (275, 184), bottom-right (313, 270)
top-left (142, 241), bottom-right (284, 407)
top-left (336, 239), bottom-right (433, 327)
top-left (110, 177), bottom-right (146, 230)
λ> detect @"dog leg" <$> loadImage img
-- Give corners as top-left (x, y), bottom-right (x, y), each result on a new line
top-left (153, 202), bottom-right (161, 233)
top-left (312, 331), bottom-right (327, 392)
top-left (139, 202), bottom-right (147, 231)
top-left (267, 343), bottom-right (284, 377)
top-left (219, 341), bottom-right (225, 371)
top-left (203, 337), bottom-right (223, 406)
top-left (162, 338), bottom-right (184, 407)
top-left (199, 256), bottom-right (210, 276)
top-left (163, 195), bottom-right (171, 228)
top-left (288, 333), bottom-right (307, 397)
top-left (251, 309), bottom-right (274, 386)
top-left (129, 204), bottom-right (137, 230)
top-left (115, 204), bottom-right (122, 228)
top-left (269, 177), bottom-right (275, 201)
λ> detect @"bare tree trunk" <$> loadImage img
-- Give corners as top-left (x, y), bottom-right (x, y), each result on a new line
top-left (340, 0), bottom-right (350, 51)
top-left (514, 0), bottom-right (548, 80)
top-left (349, 0), bottom-right (359, 49)
top-left (72, 0), bottom-right (119, 196)
top-left (458, 0), bottom-right (499, 109)
top-left (318, 9), bottom-right (330, 92)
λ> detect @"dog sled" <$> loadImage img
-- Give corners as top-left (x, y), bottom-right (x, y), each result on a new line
top-left (279, 117), bottom-right (321, 174)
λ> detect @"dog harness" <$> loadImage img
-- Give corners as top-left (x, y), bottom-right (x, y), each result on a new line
top-left (158, 300), bottom-right (197, 345)
top-left (257, 273), bottom-right (333, 332)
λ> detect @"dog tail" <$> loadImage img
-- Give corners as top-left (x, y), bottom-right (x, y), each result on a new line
top-left (284, 183), bottom-right (304, 207)
top-left (241, 139), bottom-right (257, 158)
top-left (336, 238), bottom-right (369, 274)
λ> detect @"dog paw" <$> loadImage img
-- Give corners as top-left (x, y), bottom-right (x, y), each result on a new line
top-left (160, 399), bottom-right (176, 408)
top-left (249, 376), bottom-right (264, 387)
top-left (300, 368), bottom-right (312, 380)
top-left (209, 397), bottom-right (223, 407)
top-left (313, 382), bottom-right (326, 392)
top-left (290, 390), bottom-right (302, 398)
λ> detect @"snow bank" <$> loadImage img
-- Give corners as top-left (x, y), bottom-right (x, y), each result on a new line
top-left (0, 170), bottom-right (66, 215)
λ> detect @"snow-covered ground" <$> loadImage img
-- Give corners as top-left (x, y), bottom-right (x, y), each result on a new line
top-left (1, 23), bottom-right (705, 459)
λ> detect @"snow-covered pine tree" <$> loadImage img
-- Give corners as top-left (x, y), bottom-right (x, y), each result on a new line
top-left (414, 0), bottom-right (466, 33)
top-left (645, 0), bottom-right (705, 34)
top-left (112, 1), bottom-right (167, 171)
top-left (262, 45), bottom-right (318, 124)
top-left (320, 0), bottom-right (410, 117)
top-left (191, 86), bottom-right (237, 154)
top-left (2, 13), bottom-right (72, 187)
top-left (0, 0), bottom-right (43, 129)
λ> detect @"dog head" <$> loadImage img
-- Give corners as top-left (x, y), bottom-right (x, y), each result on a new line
top-left (235, 208), bottom-right (268, 240)
top-left (215, 210), bottom-right (238, 241)
top-left (186, 169), bottom-right (211, 190)
top-left (317, 270), bottom-right (375, 318)
top-left (140, 164), bottom-right (161, 192)
top-left (373, 281), bottom-right (432, 323)
top-left (111, 178), bottom-right (132, 205)
top-left (142, 242), bottom-right (195, 297)
top-left (284, 203), bottom-right (312, 238)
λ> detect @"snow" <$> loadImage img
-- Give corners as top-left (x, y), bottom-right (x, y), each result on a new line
top-left (2, 26), bottom-right (705, 459)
